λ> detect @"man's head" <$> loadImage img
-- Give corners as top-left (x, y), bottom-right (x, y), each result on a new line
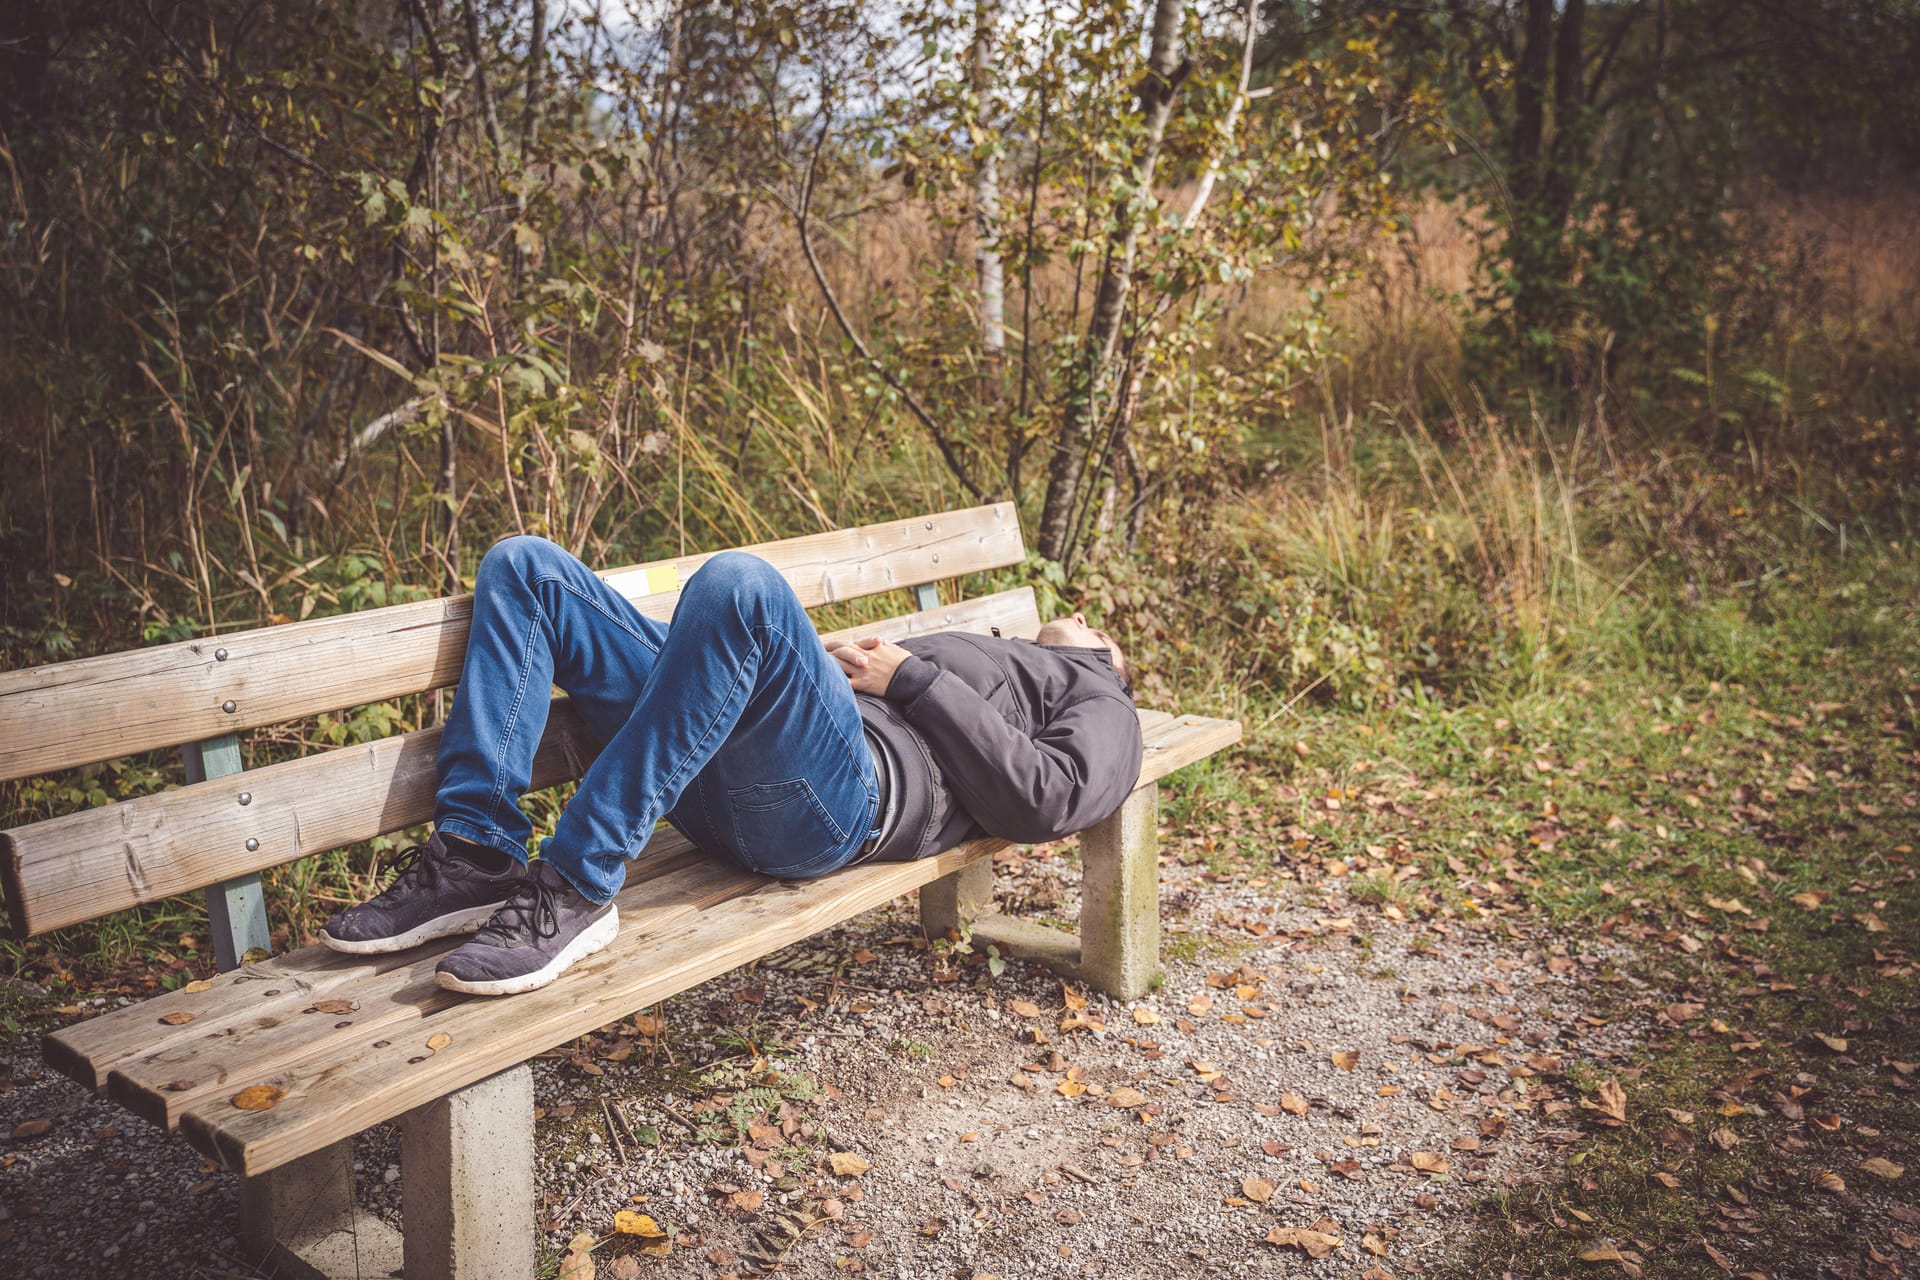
top-left (1035, 611), bottom-right (1130, 692)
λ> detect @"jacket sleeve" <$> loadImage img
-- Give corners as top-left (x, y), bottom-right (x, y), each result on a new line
top-left (884, 657), bottom-right (1144, 844)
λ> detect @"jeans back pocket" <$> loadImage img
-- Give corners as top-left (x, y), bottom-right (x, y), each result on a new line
top-left (726, 778), bottom-right (849, 876)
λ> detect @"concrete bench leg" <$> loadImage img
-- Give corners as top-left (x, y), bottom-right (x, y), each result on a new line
top-left (238, 1136), bottom-right (403, 1280)
top-left (919, 855), bottom-right (994, 939)
top-left (961, 782), bottom-right (1163, 1002)
top-left (401, 1064), bottom-right (536, 1280)
top-left (1075, 781), bottom-right (1161, 1000)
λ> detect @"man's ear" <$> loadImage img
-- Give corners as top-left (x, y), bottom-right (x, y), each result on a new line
top-left (1072, 611), bottom-right (1087, 626)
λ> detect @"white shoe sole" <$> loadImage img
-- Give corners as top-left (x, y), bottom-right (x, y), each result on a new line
top-left (433, 905), bottom-right (620, 997)
top-left (320, 903), bottom-right (504, 955)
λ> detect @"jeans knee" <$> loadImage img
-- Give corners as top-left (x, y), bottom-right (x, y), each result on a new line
top-left (685, 551), bottom-right (784, 612)
top-left (477, 535), bottom-right (568, 593)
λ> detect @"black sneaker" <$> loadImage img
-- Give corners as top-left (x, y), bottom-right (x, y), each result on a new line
top-left (320, 834), bottom-right (523, 955)
top-left (433, 860), bottom-right (619, 996)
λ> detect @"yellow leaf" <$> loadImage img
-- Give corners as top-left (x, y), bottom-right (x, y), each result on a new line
top-left (1279, 1091), bottom-right (1309, 1116)
top-left (1579, 1246), bottom-right (1624, 1262)
top-left (1062, 985), bottom-right (1088, 1011)
top-left (1814, 1033), bottom-right (1849, 1053)
top-left (1409, 1152), bottom-right (1451, 1174)
top-left (1330, 1050), bottom-right (1359, 1071)
top-left (426, 1032), bottom-right (452, 1053)
top-left (231, 1085), bottom-right (285, 1111)
top-left (159, 1012), bottom-right (196, 1025)
top-left (1133, 1007), bottom-right (1161, 1026)
top-left (1056, 1079), bottom-right (1087, 1097)
top-left (1106, 1087), bottom-right (1148, 1109)
top-left (182, 979), bottom-right (213, 993)
top-left (613, 1210), bottom-right (664, 1237)
top-left (1861, 1157), bottom-right (1904, 1180)
top-left (829, 1151), bottom-right (871, 1177)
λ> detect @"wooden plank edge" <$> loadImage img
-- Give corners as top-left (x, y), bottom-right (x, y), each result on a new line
top-left (52, 845), bottom-right (710, 1108)
top-left (112, 855), bottom-right (764, 1133)
top-left (181, 840), bottom-right (1009, 1176)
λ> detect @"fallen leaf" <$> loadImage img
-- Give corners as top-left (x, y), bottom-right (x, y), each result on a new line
top-left (1702, 1240), bottom-right (1735, 1273)
top-left (1813, 1033), bottom-right (1849, 1053)
top-left (1242, 1176), bottom-right (1274, 1203)
top-left (1279, 1091), bottom-right (1310, 1116)
top-left (1056, 1079), bottom-right (1087, 1098)
top-left (1861, 1157), bottom-right (1904, 1181)
top-left (1652, 1171), bottom-right (1681, 1189)
top-left (1409, 1152), bottom-right (1451, 1174)
top-left (1363, 1233), bottom-right (1388, 1256)
top-left (1062, 986), bottom-right (1088, 1011)
top-left (1265, 1227), bottom-right (1342, 1259)
top-left (1813, 1170), bottom-right (1846, 1195)
top-left (1581, 1077), bottom-right (1628, 1124)
top-left (1580, 1245), bottom-right (1625, 1263)
top-left (558, 1230), bottom-right (595, 1280)
top-left (829, 1152), bottom-right (871, 1177)
top-left (605, 1258), bottom-right (640, 1280)
top-left (1008, 1000), bottom-right (1040, 1019)
top-left (426, 1032), bottom-right (452, 1053)
top-left (159, 1012), bottom-right (196, 1025)
top-left (613, 1210), bottom-right (664, 1237)
top-left (182, 979), bottom-right (213, 993)
top-left (1133, 1007), bottom-right (1161, 1026)
top-left (9, 1119), bottom-right (54, 1141)
top-left (230, 1085), bottom-right (285, 1111)
top-left (1856, 912), bottom-right (1889, 933)
top-left (1106, 1087), bottom-right (1148, 1109)
top-left (729, 1190), bottom-right (766, 1211)
top-left (1330, 1051), bottom-right (1360, 1071)
top-left (307, 999), bottom-right (357, 1015)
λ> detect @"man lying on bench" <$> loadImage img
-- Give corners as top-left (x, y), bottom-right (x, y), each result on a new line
top-left (320, 536), bottom-right (1143, 996)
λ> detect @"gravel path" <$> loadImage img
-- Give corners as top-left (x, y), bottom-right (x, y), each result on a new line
top-left (0, 840), bottom-right (1642, 1279)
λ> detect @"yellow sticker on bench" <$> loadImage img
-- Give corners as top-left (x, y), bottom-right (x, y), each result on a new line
top-left (643, 563), bottom-right (681, 596)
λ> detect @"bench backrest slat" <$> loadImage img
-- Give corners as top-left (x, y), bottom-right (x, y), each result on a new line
top-left (0, 503), bottom-right (1022, 782)
top-left (2, 588), bottom-right (1043, 938)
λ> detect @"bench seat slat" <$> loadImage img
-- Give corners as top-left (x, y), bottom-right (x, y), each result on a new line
top-left (49, 712), bottom-right (1241, 1177)
top-left (0, 503), bottom-right (1022, 782)
top-left (3, 589), bottom-right (1043, 938)
top-left (117, 850), bottom-right (749, 1133)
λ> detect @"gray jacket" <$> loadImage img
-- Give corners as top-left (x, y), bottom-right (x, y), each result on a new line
top-left (855, 632), bottom-right (1144, 861)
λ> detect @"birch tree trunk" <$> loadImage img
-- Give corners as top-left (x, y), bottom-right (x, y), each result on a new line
top-left (973, 0), bottom-right (1006, 408)
top-left (1035, 0), bottom-right (1186, 562)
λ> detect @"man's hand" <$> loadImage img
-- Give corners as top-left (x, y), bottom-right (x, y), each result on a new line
top-left (826, 636), bottom-right (913, 696)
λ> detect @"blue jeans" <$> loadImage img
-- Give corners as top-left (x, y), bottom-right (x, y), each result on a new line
top-left (433, 537), bottom-right (880, 903)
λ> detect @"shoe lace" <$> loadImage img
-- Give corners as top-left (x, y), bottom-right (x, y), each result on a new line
top-left (474, 870), bottom-right (563, 945)
top-left (369, 842), bottom-right (442, 905)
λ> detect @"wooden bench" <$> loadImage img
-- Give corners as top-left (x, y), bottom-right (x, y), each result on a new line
top-left (0, 503), bottom-right (1240, 1280)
